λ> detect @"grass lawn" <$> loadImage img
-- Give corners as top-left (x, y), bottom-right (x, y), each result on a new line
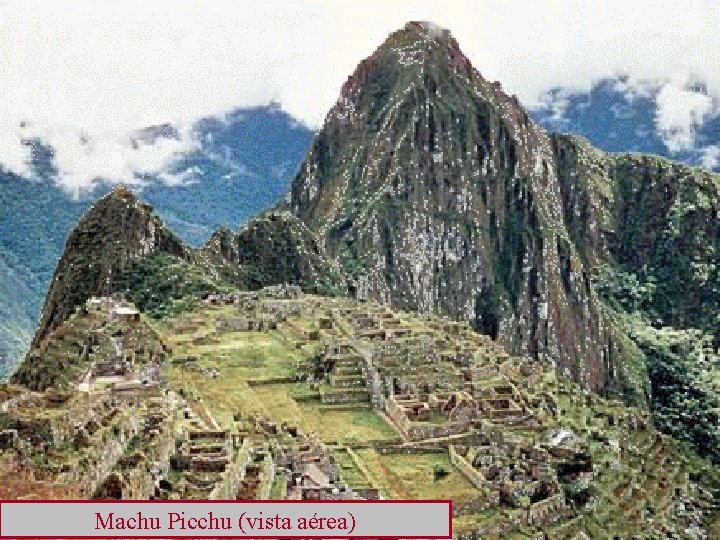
top-left (353, 449), bottom-right (479, 501)
top-left (452, 508), bottom-right (500, 531)
top-left (297, 402), bottom-right (399, 444)
top-left (162, 307), bottom-right (399, 442)
top-left (331, 449), bottom-right (374, 488)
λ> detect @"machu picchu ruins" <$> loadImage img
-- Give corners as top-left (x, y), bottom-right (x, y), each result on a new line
top-left (3, 284), bottom-right (717, 536)
top-left (1, 15), bottom-right (719, 540)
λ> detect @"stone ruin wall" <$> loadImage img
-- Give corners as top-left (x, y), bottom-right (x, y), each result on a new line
top-left (67, 408), bottom-right (141, 497)
top-left (449, 444), bottom-right (486, 490)
top-left (526, 492), bottom-right (567, 525)
top-left (254, 452), bottom-right (276, 500)
top-left (210, 437), bottom-right (252, 500)
top-left (385, 397), bottom-right (472, 441)
top-left (453, 494), bottom-right (500, 517)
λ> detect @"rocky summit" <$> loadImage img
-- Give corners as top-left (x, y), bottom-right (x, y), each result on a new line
top-left (289, 21), bottom-right (719, 405)
top-left (32, 187), bottom-right (190, 347)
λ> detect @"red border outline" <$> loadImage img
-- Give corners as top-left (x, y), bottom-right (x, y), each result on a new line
top-left (0, 499), bottom-right (453, 539)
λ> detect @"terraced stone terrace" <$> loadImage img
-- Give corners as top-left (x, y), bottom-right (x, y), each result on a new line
top-left (1, 287), bottom-right (718, 537)
top-left (154, 289), bottom-right (718, 536)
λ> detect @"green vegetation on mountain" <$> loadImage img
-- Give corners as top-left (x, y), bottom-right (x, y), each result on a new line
top-left (30, 187), bottom-right (189, 347)
top-left (4, 24), bottom-right (719, 534)
top-left (595, 265), bottom-right (720, 464)
top-left (114, 253), bottom-right (239, 320)
top-left (11, 303), bottom-right (166, 391)
top-left (634, 325), bottom-right (719, 463)
top-left (610, 154), bottom-right (720, 340)
top-left (24, 190), bottom-right (347, 371)
top-left (235, 212), bottom-right (346, 296)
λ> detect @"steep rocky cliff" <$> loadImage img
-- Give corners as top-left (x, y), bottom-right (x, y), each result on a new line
top-left (290, 21), bottom-right (645, 399)
top-left (553, 134), bottom-right (719, 339)
top-left (610, 154), bottom-right (719, 339)
top-left (31, 186), bottom-right (189, 347)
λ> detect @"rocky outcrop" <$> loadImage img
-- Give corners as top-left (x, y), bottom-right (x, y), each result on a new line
top-left (234, 212), bottom-right (346, 296)
top-left (32, 186), bottom-right (189, 347)
top-left (289, 21), bottom-right (643, 397)
top-left (204, 227), bottom-right (238, 264)
top-left (552, 134), bottom-right (616, 268)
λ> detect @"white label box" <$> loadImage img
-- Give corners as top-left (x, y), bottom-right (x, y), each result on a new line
top-left (0, 499), bottom-right (452, 539)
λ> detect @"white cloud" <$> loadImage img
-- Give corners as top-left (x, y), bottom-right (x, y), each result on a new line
top-left (0, 121), bottom-right (33, 179)
top-left (1, 0), bottom-right (720, 191)
top-left (700, 146), bottom-right (720, 169)
top-left (655, 76), bottom-right (717, 152)
top-left (612, 78), bottom-right (657, 102)
top-left (537, 91), bottom-right (572, 124)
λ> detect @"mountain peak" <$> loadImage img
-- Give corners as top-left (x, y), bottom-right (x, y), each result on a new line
top-left (107, 184), bottom-right (137, 202)
top-left (289, 23), bottom-right (632, 395)
top-left (326, 19), bottom-right (525, 142)
top-left (335, 22), bottom-right (451, 98)
top-left (401, 20), bottom-right (452, 39)
top-left (366, 20), bottom-right (471, 75)
top-left (30, 189), bottom-right (187, 346)
top-left (382, 20), bottom-right (458, 53)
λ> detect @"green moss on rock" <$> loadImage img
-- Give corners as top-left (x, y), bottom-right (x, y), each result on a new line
top-left (114, 253), bottom-right (239, 319)
top-left (235, 212), bottom-right (346, 296)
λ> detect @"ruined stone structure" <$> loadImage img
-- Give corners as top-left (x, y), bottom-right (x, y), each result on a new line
top-left (385, 392), bottom-right (479, 441)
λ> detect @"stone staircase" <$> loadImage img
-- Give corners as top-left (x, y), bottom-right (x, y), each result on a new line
top-left (320, 350), bottom-right (371, 404)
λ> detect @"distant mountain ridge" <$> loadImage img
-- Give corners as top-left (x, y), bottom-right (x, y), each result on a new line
top-left (532, 77), bottom-right (720, 172)
top-left (0, 105), bottom-right (313, 375)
